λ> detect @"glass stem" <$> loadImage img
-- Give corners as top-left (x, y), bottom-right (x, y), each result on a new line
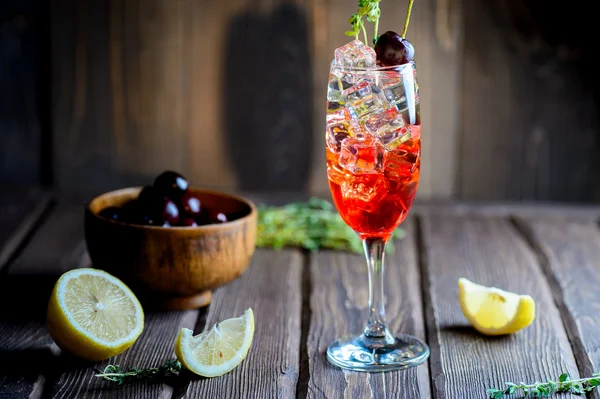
top-left (362, 237), bottom-right (389, 339)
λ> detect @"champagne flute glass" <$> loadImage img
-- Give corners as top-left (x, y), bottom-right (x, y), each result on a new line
top-left (325, 59), bottom-right (429, 372)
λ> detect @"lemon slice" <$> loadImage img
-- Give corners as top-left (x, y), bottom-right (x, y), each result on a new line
top-left (46, 268), bottom-right (144, 361)
top-left (175, 308), bottom-right (254, 377)
top-left (458, 278), bottom-right (535, 335)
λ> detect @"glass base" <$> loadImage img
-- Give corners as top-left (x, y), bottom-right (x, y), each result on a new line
top-left (326, 333), bottom-right (430, 372)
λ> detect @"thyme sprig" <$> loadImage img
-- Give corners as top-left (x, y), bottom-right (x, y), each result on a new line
top-left (345, 0), bottom-right (383, 45)
top-left (94, 359), bottom-right (182, 385)
top-left (487, 372), bottom-right (600, 398)
top-left (256, 197), bottom-right (404, 254)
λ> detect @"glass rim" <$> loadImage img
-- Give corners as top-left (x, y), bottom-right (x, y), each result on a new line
top-left (329, 59), bottom-right (415, 72)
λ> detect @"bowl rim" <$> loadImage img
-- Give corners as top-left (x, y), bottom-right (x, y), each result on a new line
top-left (85, 186), bottom-right (257, 231)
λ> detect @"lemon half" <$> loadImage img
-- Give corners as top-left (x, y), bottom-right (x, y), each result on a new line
top-left (46, 268), bottom-right (144, 361)
top-left (458, 277), bottom-right (535, 335)
top-left (175, 308), bottom-right (254, 377)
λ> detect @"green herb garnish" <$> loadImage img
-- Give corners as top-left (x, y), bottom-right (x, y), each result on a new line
top-left (95, 360), bottom-right (182, 385)
top-left (256, 197), bottom-right (404, 254)
top-left (345, 0), bottom-right (383, 45)
top-left (487, 372), bottom-right (600, 398)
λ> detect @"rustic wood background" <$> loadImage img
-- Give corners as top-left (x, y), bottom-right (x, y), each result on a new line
top-left (1, 0), bottom-right (598, 201)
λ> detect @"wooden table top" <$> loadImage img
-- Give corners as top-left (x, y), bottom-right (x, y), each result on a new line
top-left (2, 189), bottom-right (600, 399)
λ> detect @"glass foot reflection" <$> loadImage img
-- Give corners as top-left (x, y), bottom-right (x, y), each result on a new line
top-left (327, 333), bottom-right (430, 372)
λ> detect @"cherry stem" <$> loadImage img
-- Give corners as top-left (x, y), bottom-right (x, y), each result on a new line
top-left (401, 0), bottom-right (414, 39)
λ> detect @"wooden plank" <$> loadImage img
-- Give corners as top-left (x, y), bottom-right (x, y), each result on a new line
top-left (0, 0), bottom-right (43, 186)
top-left (51, 310), bottom-right (199, 399)
top-left (420, 213), bottom-right (580, 398)
top-left (0, 190), bottom-right (51, 271)
top-left (307, 219), bottom-right (430, 399)
top-left (458, 0), bottom-right (600, 201)
top-left (0, 200), bottom-right (202, 399)
top-left (0, 203), bottom-right (86, 398)
top-left (514, 218), bottom-right (600, 385)
top-left (52, 0), bottom-right (316, 193)
top-left (413, 200), bottom-right (600, 221)
top-left (185, 249), bottom-right (303, 398)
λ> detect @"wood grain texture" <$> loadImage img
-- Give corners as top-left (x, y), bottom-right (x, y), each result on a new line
top-left (84, 187), bottom-right (257, 310)
top-left (0, 0), bottom-right (42, 186)
top-left (514, 218), bottom-right (600, 390)
top-left (419, 213), bottom-right (580, 398)
top-left (408, 0), bottom-right (462, 199)
top-left (0, 190), bottom-right (51, 271)
top-left (413, 200), bottom-right (600, 222)
top-left (307, 219), bottom-right (430, 399)
top-left (0, 203), bottom-right (86, 399)
top-left (459, 0), bottom-right (600, 201)
top-left (185, 249), bottom-right (303, 399)
top-left (52, 0), bottom-right (193, 192)
top-left (222, 1), bottom-right (314, 192)
top-left (51, 310), bottom-right (199, 399)
top-left (52, 0), bottom-right (315, 193)
top-left (0, 199), bottom-right (203, 399)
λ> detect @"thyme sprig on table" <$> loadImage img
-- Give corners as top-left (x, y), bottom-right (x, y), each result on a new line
top-left (256, 197), bottom-right (404, 254)
top-left (487, 372), bottom-right (600, 398)
top-left (95, 360), bottom-right (182, 385)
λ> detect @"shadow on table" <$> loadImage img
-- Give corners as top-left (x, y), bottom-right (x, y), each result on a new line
top-left (0, 273), bottom-right (60, 321)
top-left (441, 325), bottom-right (514, 342)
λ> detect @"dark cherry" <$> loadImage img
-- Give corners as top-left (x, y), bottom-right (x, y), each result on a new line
top-left (180, 192), bottom-right (202, 216)
top-left (119, 200), bottom-right (145, 224)
top-left (374, 31), bottom-right (414, 66)
top-left (179, 216), bottom-right (199, 227)
top-left (209, 212), bottom-right (228, 224)
top-left (153, 170), bottom-right (188, 200)
top-left (137, 184), bottom-right (181, 225)
top-left (138, 185), bottom-right (162, 209)
top-left (161, 198), bottom-right (180, 225)
top-left (140, 214), bottom-right (162, 226)
top-left (99, 206), bottom-right (122, 221)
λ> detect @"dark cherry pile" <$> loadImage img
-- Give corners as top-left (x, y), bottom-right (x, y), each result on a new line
top-left (374, 31), bottom-right (414, 67)
top-left (98, 171), bottom-right (229, 227)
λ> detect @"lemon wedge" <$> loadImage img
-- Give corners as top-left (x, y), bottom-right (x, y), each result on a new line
top-left (46, 268), bottom-right (144, 361)
top-left (175, 308), bottom-right (254, 377)
top-left (458, 277), bottom-right (535, 335)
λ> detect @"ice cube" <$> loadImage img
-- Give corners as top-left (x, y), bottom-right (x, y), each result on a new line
top-left (327, 74), bottom-right (353, 105)
top-left (334, 40), bottom-right (376, 69)
top-left (339, 136), bottom-right (384, 174)
top-left (384, 145), bottom-right (420, 192)
top-left (363, 108), bottom-right (412, 150)
top-left (326, 107), bottom-right (351, 125)
top-left (341, 175), bottom-right (386, 210)
top-left (326, 119), bottom-right (359, 153)
top-left (343, 81), bottom-right (388, 119)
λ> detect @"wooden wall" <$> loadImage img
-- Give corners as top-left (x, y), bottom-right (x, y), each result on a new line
top-left (1, 0), bottom-right (599, 202)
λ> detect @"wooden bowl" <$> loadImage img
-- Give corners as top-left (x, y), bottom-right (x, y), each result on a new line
top-left (84, 187), bottom-right (257, 310)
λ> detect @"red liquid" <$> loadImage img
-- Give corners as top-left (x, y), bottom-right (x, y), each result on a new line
top-left (327, 126), bottom-right (421, 240)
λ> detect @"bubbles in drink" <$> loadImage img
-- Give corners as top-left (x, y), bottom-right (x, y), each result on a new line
top-left (340, 176), bottom-right (386, 211)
